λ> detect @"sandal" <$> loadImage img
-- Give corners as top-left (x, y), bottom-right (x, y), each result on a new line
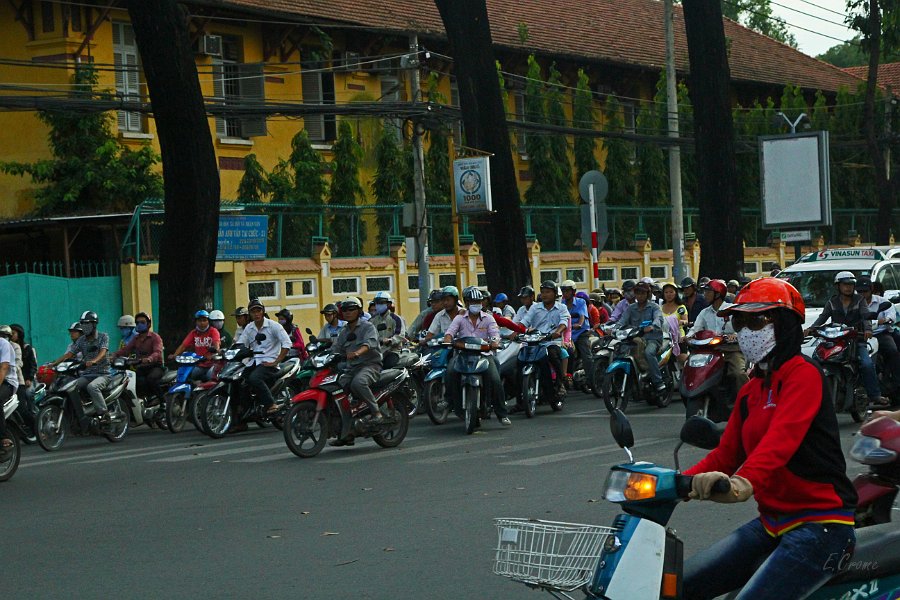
top-left (265, 404), bottom-right (281, 415)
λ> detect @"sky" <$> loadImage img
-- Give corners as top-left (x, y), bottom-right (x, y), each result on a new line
top-left (768, 0), bottom-right (856, 58)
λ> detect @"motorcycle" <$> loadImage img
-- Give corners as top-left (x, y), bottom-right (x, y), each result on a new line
top-left (448, 337), bottom-right (500, 434)
top-left (383, 341), bottom-right (427, 418)
top-left (197, 343), bottom-right (302, 439)
top-left (852, 414), bottom-right (900, 527)
top-left (493, 410), bottom-right (900, 599)
top-left (590, 324), bottom-right (619, 399)
top-left (602, 321), bottom-right (675, 413)
top-left (496, 337), bottom-right (523, 404)
top-left (422, 339), bottom-right (452, 425)
top-left (161, 352), bottom-right (205, 433)
top-left (516, 332), bottom-right (564, 417)
top-left (34, 360), bottom-right (130, 451)
top-left (810, 324), bottom-right (873, 422)
top-left (297, 330), bottom-right (334, 392)
top-left (283, 335), bottom-right (410, 457)
top-left (1, 395), bottom-right (22, 481)
top-left (679, 331), bottom-right (734, 423)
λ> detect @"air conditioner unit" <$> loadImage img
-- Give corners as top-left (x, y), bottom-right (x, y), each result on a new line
top-left (341, 51), bottom-right (361, 71)
top-left (196, 34), bottom-right (223, 57)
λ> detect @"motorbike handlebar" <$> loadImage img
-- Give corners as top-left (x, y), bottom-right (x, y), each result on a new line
top-left (675, 474), bottom-right (731, 499)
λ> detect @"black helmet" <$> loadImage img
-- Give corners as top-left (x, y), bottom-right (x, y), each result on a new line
top-left (275, 308), bottom-right (293, 322)
top-left (679, 276), bottom-right (696, 289)
top-left (232, 306), bottom-right (248, 317)
top-left (247, 298), bottom-right (264, 311)
top-left (463, 286), bottom-right (485, 302)
top-left (428, 289), bottom-right (443, 303)
top-left (622, 279), bottom-right (637, 292)
top-left (856, 276), bottom-right (873, 291)
top-left (539, 280), bottom-right (557, 291)
top-left (320, 303), bottom-right (338, 314)
top-left (518, 285), bottom-right (535, 298)
top-left (68, 321), bottom-right (84, 333)
top-left (79, 310), bottom-right (98, 324)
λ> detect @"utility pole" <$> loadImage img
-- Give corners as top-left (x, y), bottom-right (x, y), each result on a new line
top-left (665, 0), bottom-right (685, 283)
top-left (409, 34), bottom-right (430, 311)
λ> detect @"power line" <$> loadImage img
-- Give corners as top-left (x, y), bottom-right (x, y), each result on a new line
top-left (794, 0), bottom-right (850, 19)
top-left (722, 0), bottom-right (857, 46)
top-left (768, 0), bottom-right (852, 29)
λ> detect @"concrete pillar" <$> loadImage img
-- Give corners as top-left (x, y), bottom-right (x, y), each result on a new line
top-left (527, 238), bottom-right (541, 288)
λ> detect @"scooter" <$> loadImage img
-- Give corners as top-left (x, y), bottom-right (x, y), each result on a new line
top-left (422, 339), bottom-right (452, 425)
top-left (852, 414), bottom-right (900, 527)
top-left (810, 324), bottom-right (872, 422)
top-left (450, 337), bottom-right (498, 434)
top-left (282, 334), bottom-right (410, 457)
top-left (34, 360), bottom-right (130, 451)
top-left (516, 332), bottom-right (564, 417)
top-left (590, 324), bottom-right (618, 399)
top-left (602, 321), bottom-right (675, 413)
top-left (496, 336), bottom-right (523, 403)
top-left (162, 352), bottom-right (204, 433)
top-left (1, 395), bottom-right (22, 482)
top-left (679, 331), bottom-right (735, 423)
top-left (493, 410), bottom-right (900, 599)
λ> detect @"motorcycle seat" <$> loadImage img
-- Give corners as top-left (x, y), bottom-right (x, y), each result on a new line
top-left (373, 368), bottom-right (404, 389)
top-left (828, 522), bottom-right (900, 584)
top-left (277, 358), bottom-right (299, 375)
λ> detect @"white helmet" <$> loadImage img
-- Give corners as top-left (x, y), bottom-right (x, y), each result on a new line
top-left (373, 291), bottom-right (393, 302)
top-left (834, 271), bottom-right (856, 285)
top-left (209, 310), bottom-right (225, 321)
top-left (117, 315), bottom-right (136, 328)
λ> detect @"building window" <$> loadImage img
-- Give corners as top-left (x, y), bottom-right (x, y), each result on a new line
top-left (366, 276), bottom-right (393, 293)
top-left (332, 277), bottom-right (360, 295)
top-left (301, 58), bottom-right (336, 142)
top-left (565, 268), bottom-right (586, 284)
top-left (513, 92), bottom-right (527, 156)
top-left (112, 22), bottom-right (143, 133)
top-left (650, 265), bottom-right (668, 280)
top-left (598, 267), bottom-right (616, 282)
top-left (285, 279), bottom-right (315, 297)
top-left (539, 270), bottom-right (561, 284)
top-left (248, 280), bottom-right (278, 299)
top-left (41, 1), bottom-right (54, 33)
top-left (213, 36), bottom-right (266, 139)
top-left (476, 273), bottom-right (488, 287)
top-left (743, 262), bottom-right (759, 274)
top-left (439, 273), bottom-right (457, 288)
top-left (449, 78), bottom-right (463, 148)
top-left (621, 267), bottom-right (639, 280)
top-left (66, 3), bottom-right (82, 32)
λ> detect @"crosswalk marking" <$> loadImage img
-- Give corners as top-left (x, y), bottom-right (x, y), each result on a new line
top-left (232, 436), bottom-right (427, 463)
top-left (410, 436), bottom-right (593, 464)
top-left (499, 438), bottom-right (666, 466)
top-left (20, 437), bottom-right (259, 468)
top-left (150, 441), bottom-right (287, 462)
top-left (323, 435), bottom-right (498, 464)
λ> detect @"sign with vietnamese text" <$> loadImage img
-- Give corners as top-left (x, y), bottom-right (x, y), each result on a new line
top-left (780, 230), bottom-right (811, 243)
top-left (814, 248), bottom-right (879, 261)
top-left (217, 215), bottom-right (268, 260)
top-left (453, 156), bottom-right (492, 214)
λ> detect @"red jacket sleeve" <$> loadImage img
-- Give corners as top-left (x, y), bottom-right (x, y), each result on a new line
top-left (683, 402), bottom-right (747, 477)
top-left (181, 331), bottom-right (195, 351)
top-left (597, 307), bottom-right (609, 325)
top-left (495, 315), bottom-right (526, 334)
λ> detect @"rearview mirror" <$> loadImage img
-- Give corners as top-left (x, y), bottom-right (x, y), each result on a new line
top-left (609, 409), bottom-right (634, 449)
top-left (305, 328), bottom-right (313, 335)
top-left (255, 333), bottom-right (267, 343)
top-left (346, 333), bottom-right (357, 342)
top-left (376, 323), bottom-right (388, 331)
top-left (878, 301), bottom-right (893, 313)
top-left (680, 416), bottom-right (721, 450)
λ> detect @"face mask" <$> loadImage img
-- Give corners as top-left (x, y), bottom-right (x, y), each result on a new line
top-left (196, 324), bottom-right (209, 333)
top-left (81, 323), bottom-right (95, 336)
top-left (278, 319), bottom-right (287, 326)
top-left (468, 305), bottom-right (481, 315)
top-left (120, 327), bottom-right (134, 337)
top-left (374, 304), bottom-right (389, 315)
top-left (737, 323), bottom-right (777, 365)
top-left (135, 323), bottom-right (149, 333)
top-left (211, 320), bottom-right (224, 330)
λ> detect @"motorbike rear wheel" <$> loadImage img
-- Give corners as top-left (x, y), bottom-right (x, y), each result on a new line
top-left (36, 404), bottom-right (67, 452)
top-left (850, 386), bottom-right (868, 423)
top-left (591, 358), bottom-right (608, 399)
top-left (425, 379), bottom-right (449, 425)
top-left (521, 372), bottom-right (537, 418)
top-left (602, 370), bottom-right (633, 414)
top-left (653, 365), bottom-right (674, 409)
top-left (284, 402), bottom-right (328, 458)
top-left (201, 393), bottom-right (232, 439)
top-left (463, 384), bottom-right (479, 435)
top-left (0, 430), bottom-right (20, 482)
top-left (165, 392), bottom-right (188, 434)
top-left (373, 399), bottom-right (409, 448)
top-left (103, 398), bottom-right (130, 443)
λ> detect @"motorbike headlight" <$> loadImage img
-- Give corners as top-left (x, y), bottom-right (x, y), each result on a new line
top-left (604, 470), bottom-right (658, 502)
top-left (850, 435), bottom-right (898, 465)
top-left (615, 329), bottom-right (631, 341)
top-left (687, 353), bottom-right (715, 367)
top-left (224, 349), bottom-right (240, 360)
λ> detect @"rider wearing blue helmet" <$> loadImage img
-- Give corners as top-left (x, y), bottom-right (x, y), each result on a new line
top-left (168, 309), bottom-right (221, 380)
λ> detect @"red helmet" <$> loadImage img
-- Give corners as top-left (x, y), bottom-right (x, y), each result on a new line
top-left (700, 279), bottom-right (727, 298)
top-left (719, 277), bottom-right (805, 320)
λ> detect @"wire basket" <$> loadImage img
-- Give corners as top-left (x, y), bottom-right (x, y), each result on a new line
top-left (493, 518), bottom-right (614, 592)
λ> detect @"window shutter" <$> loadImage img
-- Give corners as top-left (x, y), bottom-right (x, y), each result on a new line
top-left (238, 63), bottom-right (266, 138)
top-left (514, 93), bottom-right (527, 154)
top-left (212, 59), bottom-right (227, 138)
top-left (125, 52), bottom-right (141, 132)
top-left (113, 49), bottom-right (126, 131)
top-left (301, 70), bottom-right (324, 141)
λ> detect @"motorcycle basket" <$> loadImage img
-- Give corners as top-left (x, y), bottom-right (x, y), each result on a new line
top-left (493, 518), bottom-right (614, 592)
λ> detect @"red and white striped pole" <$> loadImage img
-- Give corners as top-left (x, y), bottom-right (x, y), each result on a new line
top-left (589, 184), bottom-right (600, 290)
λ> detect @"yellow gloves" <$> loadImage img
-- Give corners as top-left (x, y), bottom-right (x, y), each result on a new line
top-left (689, 472), bottom-right (754, 503)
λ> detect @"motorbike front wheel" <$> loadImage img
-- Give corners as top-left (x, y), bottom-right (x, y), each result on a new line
top-left (463, 383), bottom-right (479, 435)
top-left (591, 358), bottom-right (608, 399)
top-left (425, 379), bottom-right (449, 425)
top-left (653, 365), bottom-right (674, 409)
top-left (36, 404), bottom-right (67, 452)
top-left (602, 370), bottom-right (633, 414)
top-left (201, 393), bottom-right (232, 439)
top-left (521, 372), bottom-right (538, 418)
top-left (103, 398), bottom-right (130, 443)
top-left (165, 392), bottom-right (189, 434)
top-left (373, 398), bottom-right (409, 448)
top-left (284, 402), bottom-right (328, 458)
top-left (0, 430), bottom-right (20, 482)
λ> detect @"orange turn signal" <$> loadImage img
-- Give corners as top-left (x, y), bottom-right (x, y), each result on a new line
top-left (623, 473), bottom-right (658, 501)
top-left (662, 572), bottom-right (679, 598)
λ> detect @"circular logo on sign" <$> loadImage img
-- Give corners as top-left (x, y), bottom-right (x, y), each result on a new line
top-left (459, 169), bottom-right (481, 194)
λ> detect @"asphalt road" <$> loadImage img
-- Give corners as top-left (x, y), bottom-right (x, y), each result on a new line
top-left (3, 391), bottom-right (870, 599)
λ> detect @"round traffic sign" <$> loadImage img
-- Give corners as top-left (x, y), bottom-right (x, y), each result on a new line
top-left (579, 170), bottom-right (609, 203)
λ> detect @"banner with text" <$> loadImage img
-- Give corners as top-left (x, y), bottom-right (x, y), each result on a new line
top-left (453, 156), bottom-right (493, 214)
top-left (217, 215), bottom-right (269, 259)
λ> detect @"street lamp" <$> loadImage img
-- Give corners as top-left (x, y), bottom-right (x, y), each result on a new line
top-left (775, 111), bottom-right (808, 134)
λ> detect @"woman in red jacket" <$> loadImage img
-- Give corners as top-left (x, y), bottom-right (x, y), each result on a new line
top-left (682, 277), bottom-right (856, 600)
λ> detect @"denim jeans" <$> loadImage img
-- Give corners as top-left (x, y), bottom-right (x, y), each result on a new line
top-left (633, 338), bottom-right (663, 385)
top-left (683, 518), bottom-right (855, 600)
top-left (857, 344), bottom-right (881, 399)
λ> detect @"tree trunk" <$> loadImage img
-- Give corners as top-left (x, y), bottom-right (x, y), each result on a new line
top-left (126, 0), bottom-right (220, 351)
top-left (862, 1), bottom-right (895, 244)
top-left (682, 1), bottom-right (743, 279)
top-left (433, 0), bottom-right (532, 297)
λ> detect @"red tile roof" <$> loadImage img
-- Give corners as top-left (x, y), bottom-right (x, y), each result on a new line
top-left (220, 0), bottom-right (859, 92)
top-left (843, 63), bottom-right (900, 91)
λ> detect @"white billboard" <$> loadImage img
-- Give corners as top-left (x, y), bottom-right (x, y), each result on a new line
top-left (759, 131), bottom-right (831, 229)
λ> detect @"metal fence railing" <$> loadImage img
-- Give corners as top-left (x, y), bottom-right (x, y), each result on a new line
top-left (120, 200), bottom-right (895, 263)
top-left (1, 260), bottom-right (121, 278)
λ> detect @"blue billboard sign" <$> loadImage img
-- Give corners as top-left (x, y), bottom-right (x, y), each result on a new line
top-left (217, 215), bottom-right (268, 260)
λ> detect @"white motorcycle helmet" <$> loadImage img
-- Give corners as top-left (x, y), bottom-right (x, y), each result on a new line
top-left (209, 309), bottom-right (226, 330)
